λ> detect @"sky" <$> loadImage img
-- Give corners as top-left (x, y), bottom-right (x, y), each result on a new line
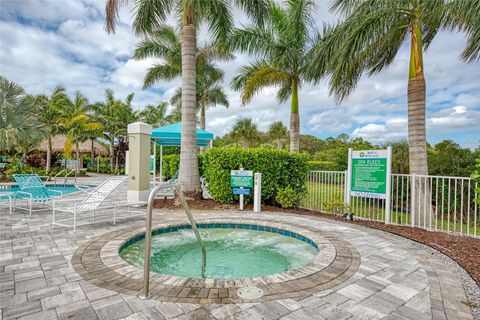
top-left (0, 0), bottom-right (479, 149)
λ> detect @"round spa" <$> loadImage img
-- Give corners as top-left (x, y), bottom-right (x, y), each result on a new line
top-left (120, 223), bottom-right (319, 279)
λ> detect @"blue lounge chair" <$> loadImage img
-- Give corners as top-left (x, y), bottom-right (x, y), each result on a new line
top-left (12, 174), bottom-right (63, 215)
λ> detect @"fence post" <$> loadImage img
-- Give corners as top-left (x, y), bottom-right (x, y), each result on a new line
top-left (411, 173), bottom-right (416, 227)
top-left (346, 149), bottom-right (352, 208)
top-left (385, 146), bottom-right (392, 224)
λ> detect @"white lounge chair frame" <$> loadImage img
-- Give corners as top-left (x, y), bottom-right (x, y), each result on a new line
top-left (51, 176), bottom-right (146, 232)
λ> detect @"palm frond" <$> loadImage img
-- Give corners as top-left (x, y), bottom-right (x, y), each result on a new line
top-left (143, 64), bottom-right (181, 88)
top-left (231, 60), bottom-right (291, 105)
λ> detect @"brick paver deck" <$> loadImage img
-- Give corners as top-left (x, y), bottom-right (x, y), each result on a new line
top-left (0, 174), bottom-right (474, 319)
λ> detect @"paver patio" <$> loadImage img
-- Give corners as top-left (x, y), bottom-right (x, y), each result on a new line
top-left (0, 175), bottom-right (475, 319)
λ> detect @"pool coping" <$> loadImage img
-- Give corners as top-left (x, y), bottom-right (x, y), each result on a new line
top-left (72, 217), bottom-right (360, 304)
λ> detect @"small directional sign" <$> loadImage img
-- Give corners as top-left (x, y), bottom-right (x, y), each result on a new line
top-left (233, 187), bottom-right (250, 195)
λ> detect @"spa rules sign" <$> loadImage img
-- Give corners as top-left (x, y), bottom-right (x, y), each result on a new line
top-left (349, 149), bottom-right (390, 199)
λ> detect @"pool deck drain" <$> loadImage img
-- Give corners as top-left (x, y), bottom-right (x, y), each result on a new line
top-left (237, 286), bottom-right (264, 300)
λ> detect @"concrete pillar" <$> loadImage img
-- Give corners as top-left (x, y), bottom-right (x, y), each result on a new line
top-left (127, 122), bottom-right (152, 202)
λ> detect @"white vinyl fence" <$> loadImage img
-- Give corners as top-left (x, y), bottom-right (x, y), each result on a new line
top-left (301, 170), bottom-right (479, 238)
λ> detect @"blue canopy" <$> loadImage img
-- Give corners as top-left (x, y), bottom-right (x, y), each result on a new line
top-left (151, 122), bottom-right (214, 147)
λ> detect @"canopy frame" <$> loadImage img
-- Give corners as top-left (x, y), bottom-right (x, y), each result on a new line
top-left (149, 122), bottom-right (214, 183)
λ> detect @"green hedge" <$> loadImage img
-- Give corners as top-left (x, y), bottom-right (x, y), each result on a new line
top-left (307, 161), bottom-right (342, 171)
top-left (161, 154), bottom-right (180, 179)
top-left (201, 148), bottom-right (309, 205)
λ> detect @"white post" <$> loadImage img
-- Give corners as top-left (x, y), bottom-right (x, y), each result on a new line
top-left (346, 148), bottom-right (353, 206)
top-left (254, 173), bottom-right (262, 213)
top-left (127, 122), bottom-right (152, 202)
top-left (411, 173), bottom-right (416, 227)
top-left (125, 151), bottom-right (129, 175)
top-left (159, 145), bottom-right (163, 182)
top-left (239, 167), bottom-right (244, 211)
top-left (152, 140), bottom-right (156, 185)
top-left (385, 146), bottom-right (392, 224)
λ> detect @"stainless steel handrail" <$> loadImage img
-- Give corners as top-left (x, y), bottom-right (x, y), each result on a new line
top-left (53, 169), bottom-right (67, 186)
top-left (53, 169), bottom-right (77, 185)
top-left (140, 182), bottom-right (206, 299)
top-left (64, 169), bottom-right (77, 185)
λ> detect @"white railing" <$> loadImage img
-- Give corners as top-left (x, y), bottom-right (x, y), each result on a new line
top-left (301, 171), bottom-right (479, 238)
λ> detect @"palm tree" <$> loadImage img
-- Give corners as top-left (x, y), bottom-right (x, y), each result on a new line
top-left (55, 91), bottom-right (103, 174)
top-left (138, 102), bottom-right (170, 127)
top-left (230, 0), bottom-right (321, 153)
top-left (170, 78), bottom-right (229, 131)
top-left (231, 118), bottom-right (259, 149)
top-left (134, 25), bottom-right (231, 131)
top-left (309, 0), bottom-right (480, 227)
top-left (35, 86), bottom-right (68, 173)
top-left (311, 0), bottom-right (479, 176)
top-left (268, 121), bottom-right (288, 149)
top-left (105, 0), bottom-right (268, 196)
top-left (93, 89), bottom-right (137, 172)
top-left (0, 76), bottom-right (46, 156)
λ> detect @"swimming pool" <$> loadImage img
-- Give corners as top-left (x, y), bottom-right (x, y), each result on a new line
top-left (0, 184), bottom-right (93, 199)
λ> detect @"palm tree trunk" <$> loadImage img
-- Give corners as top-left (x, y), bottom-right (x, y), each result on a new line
top-left (289, 78), bottom-right (300, 152)
top-left (199, 103), bottom-right (206, 154)
top-left (178, 18), bottom-right (201, 197)
top-left (408, 23), bottom-right (430, 228)
top-left (109, 137), bottom-right (114, 172)
top-left (90, 138), bottom-right (95, 168)
top-left (75, 142), bottom-right (80, 175)
top-left (46, 136), bottom-right (52, 173)
top-left (408, 76), bottom-right (428, 175)
top-left (200, 103), bottom-right (206, 130)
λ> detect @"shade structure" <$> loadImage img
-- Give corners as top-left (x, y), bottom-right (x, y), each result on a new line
top-left (151, 122), bottom-right (214, 147)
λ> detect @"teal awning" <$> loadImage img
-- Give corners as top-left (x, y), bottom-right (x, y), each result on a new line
top-left (151, 122), bottom-right (214, 147)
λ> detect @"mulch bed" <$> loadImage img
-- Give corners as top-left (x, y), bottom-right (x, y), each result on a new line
top-left (153, 198), bottom-right (480, 285)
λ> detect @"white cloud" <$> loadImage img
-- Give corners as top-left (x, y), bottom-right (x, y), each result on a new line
top-left (0, 0), bottom-right (478, 148)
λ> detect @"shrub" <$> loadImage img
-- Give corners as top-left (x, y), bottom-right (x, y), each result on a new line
top-left (162, 154), bottom-right (180, 179)
top-left (276, 187), bottom-right (303, 208)
top-left (307, 161), bottom-right (342, 171)
top-left (201, 147), bottom-right (308, 204)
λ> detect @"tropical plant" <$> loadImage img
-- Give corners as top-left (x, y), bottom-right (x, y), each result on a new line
top-left (201, 147), bottom-right (308, 204)
top-left (231, 118), bottom-right (260, 149)
top-left (0, 76), bottom-right (46, 157)
top-left (55, 91), bottom-right (103, 174)
top-left (105, 0), bottom-right (268, 196)
top-left (134, 25), bottom-right (231, 131)
top-left (93, 89), bottom-right (137, 171)
top-left (138, 102), bottom-right (170, 127)
top-left (310, 0), bottom-right (479, 176)
top-left (230, 0), bottom-right (322, 152)
top-left (268, 121), bottom-right (288, 149)
top-left (34, 85), bottom-right (69, 173)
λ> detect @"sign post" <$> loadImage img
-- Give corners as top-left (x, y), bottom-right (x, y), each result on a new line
top-left (253, 173), bottom-right (262, 213)
top-left (348, 148), bottom-right (392, 223)
top-left (230, 169), bottom-right (253, 211)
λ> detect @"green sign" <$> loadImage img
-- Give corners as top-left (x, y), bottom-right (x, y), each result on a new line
top-left (149, 155), bottom-right (155, 173)
top-left (230, 170), bottom-right (253, 188)
top-left (350, 150), bottom-right (388, 198)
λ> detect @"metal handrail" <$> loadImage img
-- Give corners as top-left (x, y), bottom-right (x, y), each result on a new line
top-left (140, 182), bottom-right (206, 299)
top-left (64, 169), bottom-right (77, 185)
top-left (53, 169), bottom-right (77, 185)
top-left (53, 169), bottom-right (67, 186)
